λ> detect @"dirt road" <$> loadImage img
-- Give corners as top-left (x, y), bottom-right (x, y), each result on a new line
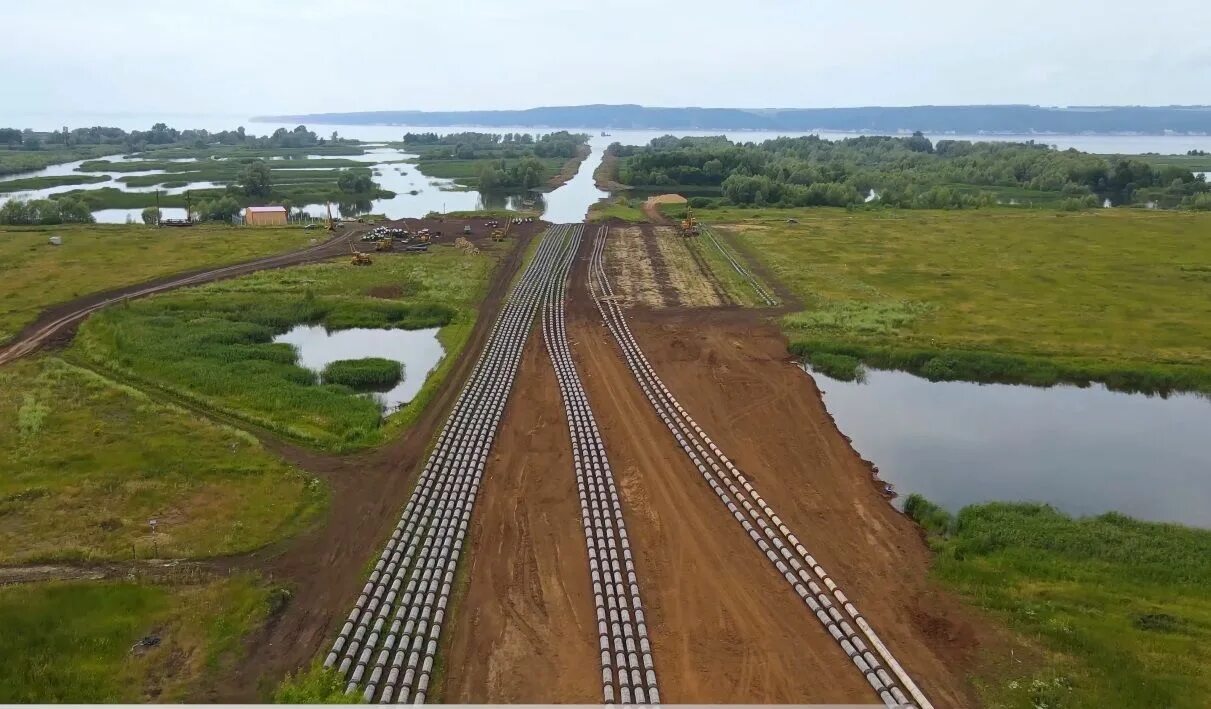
top-left (0, 231), bottom-right (354, 366)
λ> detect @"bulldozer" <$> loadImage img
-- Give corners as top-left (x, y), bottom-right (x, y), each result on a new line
top-left (374, 238), bottom-right (394, 253)
top-left (350, 242), bottom-right (372, 266)
top-left (679, 205), bottom-right (699, 237)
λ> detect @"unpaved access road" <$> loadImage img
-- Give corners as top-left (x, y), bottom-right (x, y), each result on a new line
top-left (442, 227), bottom-right (986, 705)
top-left (0, 231), bottom-right (353, 366)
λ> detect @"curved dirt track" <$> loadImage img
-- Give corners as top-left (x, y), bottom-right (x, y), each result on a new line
top-left (0, 231), bottom-right (354, 366)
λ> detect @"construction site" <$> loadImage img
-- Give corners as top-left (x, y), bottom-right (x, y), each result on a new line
top-left (0, 210), bottom-right (989, 706)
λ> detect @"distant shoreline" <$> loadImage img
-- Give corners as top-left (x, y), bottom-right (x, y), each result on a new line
top-left (251, 104), bottom-right (1211, 137)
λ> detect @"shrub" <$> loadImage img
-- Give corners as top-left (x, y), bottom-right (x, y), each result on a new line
top-left (321, 358), bottom-right (402, 389)
top-left (805, 352), bottom-right (864, 381)
top-left (903, 494), bottom-right (953, 537)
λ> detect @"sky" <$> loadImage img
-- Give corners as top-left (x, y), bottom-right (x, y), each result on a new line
top-left (4, 0), bottom-right (1210, 124)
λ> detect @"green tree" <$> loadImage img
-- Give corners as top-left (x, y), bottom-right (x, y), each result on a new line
top-left (56, 198), bottom-right (94, 224)
top-left (239, 160), bottom-right (273, 198)
top-left (196, 196), bottom-right (242, 222)
top-left (336, 170), bottom-right (373, 194)
top-left (141, 206), bottom-right (161, 225)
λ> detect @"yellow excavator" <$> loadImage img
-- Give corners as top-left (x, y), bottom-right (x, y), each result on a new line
top-left (350, 242), bottom-right (372, 266)
top-left (680, 205), bottom-right (699, 236)
top-left (491, 219), bottom-right (511, 242)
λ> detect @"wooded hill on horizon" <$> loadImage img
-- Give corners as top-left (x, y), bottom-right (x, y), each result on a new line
top-left (256, 104), bottom-right (1211, 135)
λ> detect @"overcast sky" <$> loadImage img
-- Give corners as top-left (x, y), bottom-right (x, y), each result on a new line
top-left (4, 0), bottom-right (1210, 122)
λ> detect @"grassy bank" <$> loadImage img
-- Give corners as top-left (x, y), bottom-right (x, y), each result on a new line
top-left (0, 357), bottom-right (323, 563)
top-left (0, 145), bottom-right (122, 177)
top-left (587, 196), bottom-right (647, 222)
top-left (0, 224), bottom-right (316, 345)
top-left (73, 244), bottom-right (501, 450)
top-left (722, 209), bottom-right (1211, 393)
top-left (55, 183), bottom-right (391, 212)
top-left (906, 497), bottom-right (1211, 707)
top-left (0, 173), bottom-right (110, 193)
top-left (0, 575), bottom-right (280, 702)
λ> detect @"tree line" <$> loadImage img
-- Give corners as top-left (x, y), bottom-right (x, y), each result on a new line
top-left (403, 130), bottom-right (587, 160)
top-left (0, 123), bottom-right (350, 153)
top-left (613, 134), bottom-right (1211, 209)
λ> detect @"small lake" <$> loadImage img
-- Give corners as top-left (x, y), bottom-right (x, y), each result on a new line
top-left (805, 365), bottom-right (1211, 528)
top-left (274, 325), bottom-right (444, 412)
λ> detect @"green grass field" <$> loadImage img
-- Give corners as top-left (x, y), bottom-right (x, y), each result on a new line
top-left (73, 243), bottom-right (501, 450)
top-left (906, 497), bottom-right (1211, 708)
top-left (0, 357), bottom-right (323, 563)
top-left (0, 145), bottom-right (122, 177)
top-left (719, 208), bottom-right (1211, 392)
top-left (587, 196), bottom-right (647, 222)
top-left (0, 174), bottom-right (110, 193)
top-left (0, 575), bottom-right (278, 702)
top-left (0, 224), bottom-right (316, 344)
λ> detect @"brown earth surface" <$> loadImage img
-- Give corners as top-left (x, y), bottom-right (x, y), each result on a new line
top-left (441, 229), bottom-right (987, 704)
top-left (438, 329), bottom-right (601, 703)
top-left (641, 193), bottom-right (686, 223)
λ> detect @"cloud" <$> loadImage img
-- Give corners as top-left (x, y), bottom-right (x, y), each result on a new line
top-left (2, 0), bottom-right (1209, 123)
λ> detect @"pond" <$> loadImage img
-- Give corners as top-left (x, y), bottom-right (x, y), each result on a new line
top-left (804, 365), bottom-right (1211, 528)
top-left (274, 325), bottom-right (445, 412)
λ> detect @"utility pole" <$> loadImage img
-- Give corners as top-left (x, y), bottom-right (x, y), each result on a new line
top-left (155, 189), bottom-right (161, 227)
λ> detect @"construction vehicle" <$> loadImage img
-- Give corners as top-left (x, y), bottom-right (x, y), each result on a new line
top-left (680, 205), bottom-right (699, 236)
top-left (374, 238), bottom-right (394, 252)
top-left (350, 242), bottom-right (372, 266)
top-left (491, 218), bottom-right (511, 242)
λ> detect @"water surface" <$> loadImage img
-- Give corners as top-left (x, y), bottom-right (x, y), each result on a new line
top-left (274, 325), bottom-right (445, 411)
top-left (805, 365), bottom-right (1211, 527)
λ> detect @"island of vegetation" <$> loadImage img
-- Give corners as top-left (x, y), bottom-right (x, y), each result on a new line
top-left (398, 130), bottom-right (588, 191)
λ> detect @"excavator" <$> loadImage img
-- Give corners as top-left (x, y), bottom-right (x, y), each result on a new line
top-left (350, 241), bottom-right (372, 266)
top-left (491, 218), bottom-right (511, 242)
top-left (680, 205), bottom-right (699, 237)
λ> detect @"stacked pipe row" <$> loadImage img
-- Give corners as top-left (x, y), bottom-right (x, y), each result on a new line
top-left (321, 225), bottom-right (573, 703)
top-left (588, 225), bottom-right (931, 709)
top-left (539, 224), bottom-right (661, 705)
top-left (700, 226), bottom-right (777, 306)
